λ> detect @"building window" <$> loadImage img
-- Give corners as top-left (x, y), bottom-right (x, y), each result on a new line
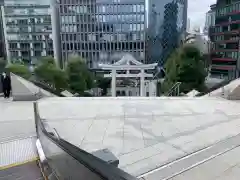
top-left (133, 5), bottom-right (137, 12)
top-left (98, 5), bottom-right (106, 13)
top-left (88, 34), bottom-right (96, 41)
top-left (140, 5), bottom-right (144, 12)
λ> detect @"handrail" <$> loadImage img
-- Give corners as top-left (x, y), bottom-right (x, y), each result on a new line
top-left (33, 102), bottom-right (137, 180)
top-left (167, 82), bottom-right (181, 96)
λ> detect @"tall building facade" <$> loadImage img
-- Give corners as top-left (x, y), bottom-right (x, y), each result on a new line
top-left (209, 0), bottom-right (240, 78)
top-left (59, 0), bottom-right (145, 69)
top-left (2, 0), bottom-right (187, 69)
top-left (2, 0), bottom-right (54, 65)
top-left (0, 7), bottom-right (6, 59)
top-left (161, 2), bottom-right (179, 65)
top-left (146, 0), bottom-right (188, 66)
top-left (187, 18), bottom-right (190, 32)
top-left (204, 5), bottom-right (216, 35)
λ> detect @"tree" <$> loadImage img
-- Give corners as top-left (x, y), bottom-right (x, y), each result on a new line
top-left (34, 57), bottom-right (67, 91)
top-left (6, 64), bottom-right (31, 79)
top-left (163, 45), bottom-right (207, 93)
top-left (95, 76), bottom-right (111, 96)
top-left (0, 58), bottom-right (6, 73)
top-left (66, 57), bottom-right (94, 95)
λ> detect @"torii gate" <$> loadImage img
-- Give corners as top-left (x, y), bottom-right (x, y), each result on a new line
top-left (99, 54), bottom-right (157, 97)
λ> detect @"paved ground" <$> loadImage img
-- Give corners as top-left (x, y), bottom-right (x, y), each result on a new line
top-left (0, 98), bottom-right (41, 179)
top-left (37, 97), bottom-right (240, 176)
top-left (169, 145), bottom-right (240, 180)
top-left (2, 96), bottom-right (240, 178)
top-left (0, 98), bottom-right (35, 142)
top-left (138, 130), bottom-right (240, 180)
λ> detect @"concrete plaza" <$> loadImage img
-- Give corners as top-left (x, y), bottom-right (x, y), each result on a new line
top-left (2, 95), bottom-right (240, 178)
top-left (36, 97), bottom-right (240, 177)
top-left (168, 144), bottom-right (240, 180)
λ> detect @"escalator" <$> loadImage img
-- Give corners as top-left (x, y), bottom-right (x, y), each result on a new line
top-left (0, 135), bottom-right (43, 180)
top-left (0, 161), bottom-right (43, 180)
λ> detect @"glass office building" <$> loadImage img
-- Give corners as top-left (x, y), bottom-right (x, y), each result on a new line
top-left (2, 0), bottom-right (187, 68)
top-left (0, 7), bottom-right (5, 59)
top-left (146, 0), bottom-right (187, 65)
top-left (59, 0), bottom-right (145, 69)
top-left (2, 0), bottom-right (54, 65)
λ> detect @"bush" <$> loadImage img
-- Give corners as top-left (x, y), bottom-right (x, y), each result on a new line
top-left (66, 57), bottom-right (94, 95)
top-left (34, 57), bottom-right (68, 91)
top-left (163, 45), bottom-right (207, 93)
top-left (6, 64), bottom-right (31, 79)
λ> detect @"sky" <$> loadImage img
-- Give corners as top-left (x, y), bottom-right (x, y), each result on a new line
top-left (188, 0), bottom-right (216, 29)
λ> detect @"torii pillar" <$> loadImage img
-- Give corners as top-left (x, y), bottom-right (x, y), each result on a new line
top-left (140, 69), bottom-right (145, 97)
top-left (111, 69), bottom-right (116, 97)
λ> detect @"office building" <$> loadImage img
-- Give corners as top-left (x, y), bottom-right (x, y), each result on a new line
top-left (58, 0), bottom-right (145, 69)
top-left (187, 18), bottom-right (190, 32)
top-left (209, 0), bottom-right (240, 78)
top-left (204, 5), bottom-right (215, 35)
top-left (146, 0), bottom-right (188, 66)
top-left (2, 0), bottom-right (187, 69)
top-left (58, 0), bottom-right (187, 69)
top-left (2, 0), bottom-right (54, 65)
top-left (0, 7), bottom-right (5, 59)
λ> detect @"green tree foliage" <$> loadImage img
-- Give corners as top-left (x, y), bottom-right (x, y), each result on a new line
top-left (0, 58), bottom-right (6, 73)
top-left (34, 57), bottom-right (67, 91)
top-left (6, 64), bottom-right (31, 79)
top-left (95, 76), bottom-right (110, 96)
top-left (163, 45), bottom-right (207, 93)
top-left (66, 57), bottom-right (94, 95)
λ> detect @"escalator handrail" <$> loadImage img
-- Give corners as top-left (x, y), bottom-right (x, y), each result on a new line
top-left (34, 102), bottom-right (137, 180)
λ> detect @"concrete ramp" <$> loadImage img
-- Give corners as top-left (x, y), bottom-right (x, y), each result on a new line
top-left (10, 73), bottom-right (55, 101)
top-left (205, 78), bottom-right (240, 99)
top-left (227, 83), bottom-right (240, 100)
top-left (186, 89), bottom-right (199, 97)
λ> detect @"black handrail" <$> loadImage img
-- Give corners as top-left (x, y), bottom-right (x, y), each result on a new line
top-left (34, 102), bottom-right (137, 180)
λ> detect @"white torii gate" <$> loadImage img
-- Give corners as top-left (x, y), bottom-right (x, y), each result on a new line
top-left (99, 54), bottom-right (157, 97)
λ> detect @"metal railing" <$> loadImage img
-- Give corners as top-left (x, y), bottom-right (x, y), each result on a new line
top-left (167, 82), bottom-right (181, 96)
top-left (34, 102), bottom-right (137, 180)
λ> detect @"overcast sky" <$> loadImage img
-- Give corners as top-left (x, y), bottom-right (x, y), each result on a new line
top-left (188, 0), bottom-right (216, 29)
